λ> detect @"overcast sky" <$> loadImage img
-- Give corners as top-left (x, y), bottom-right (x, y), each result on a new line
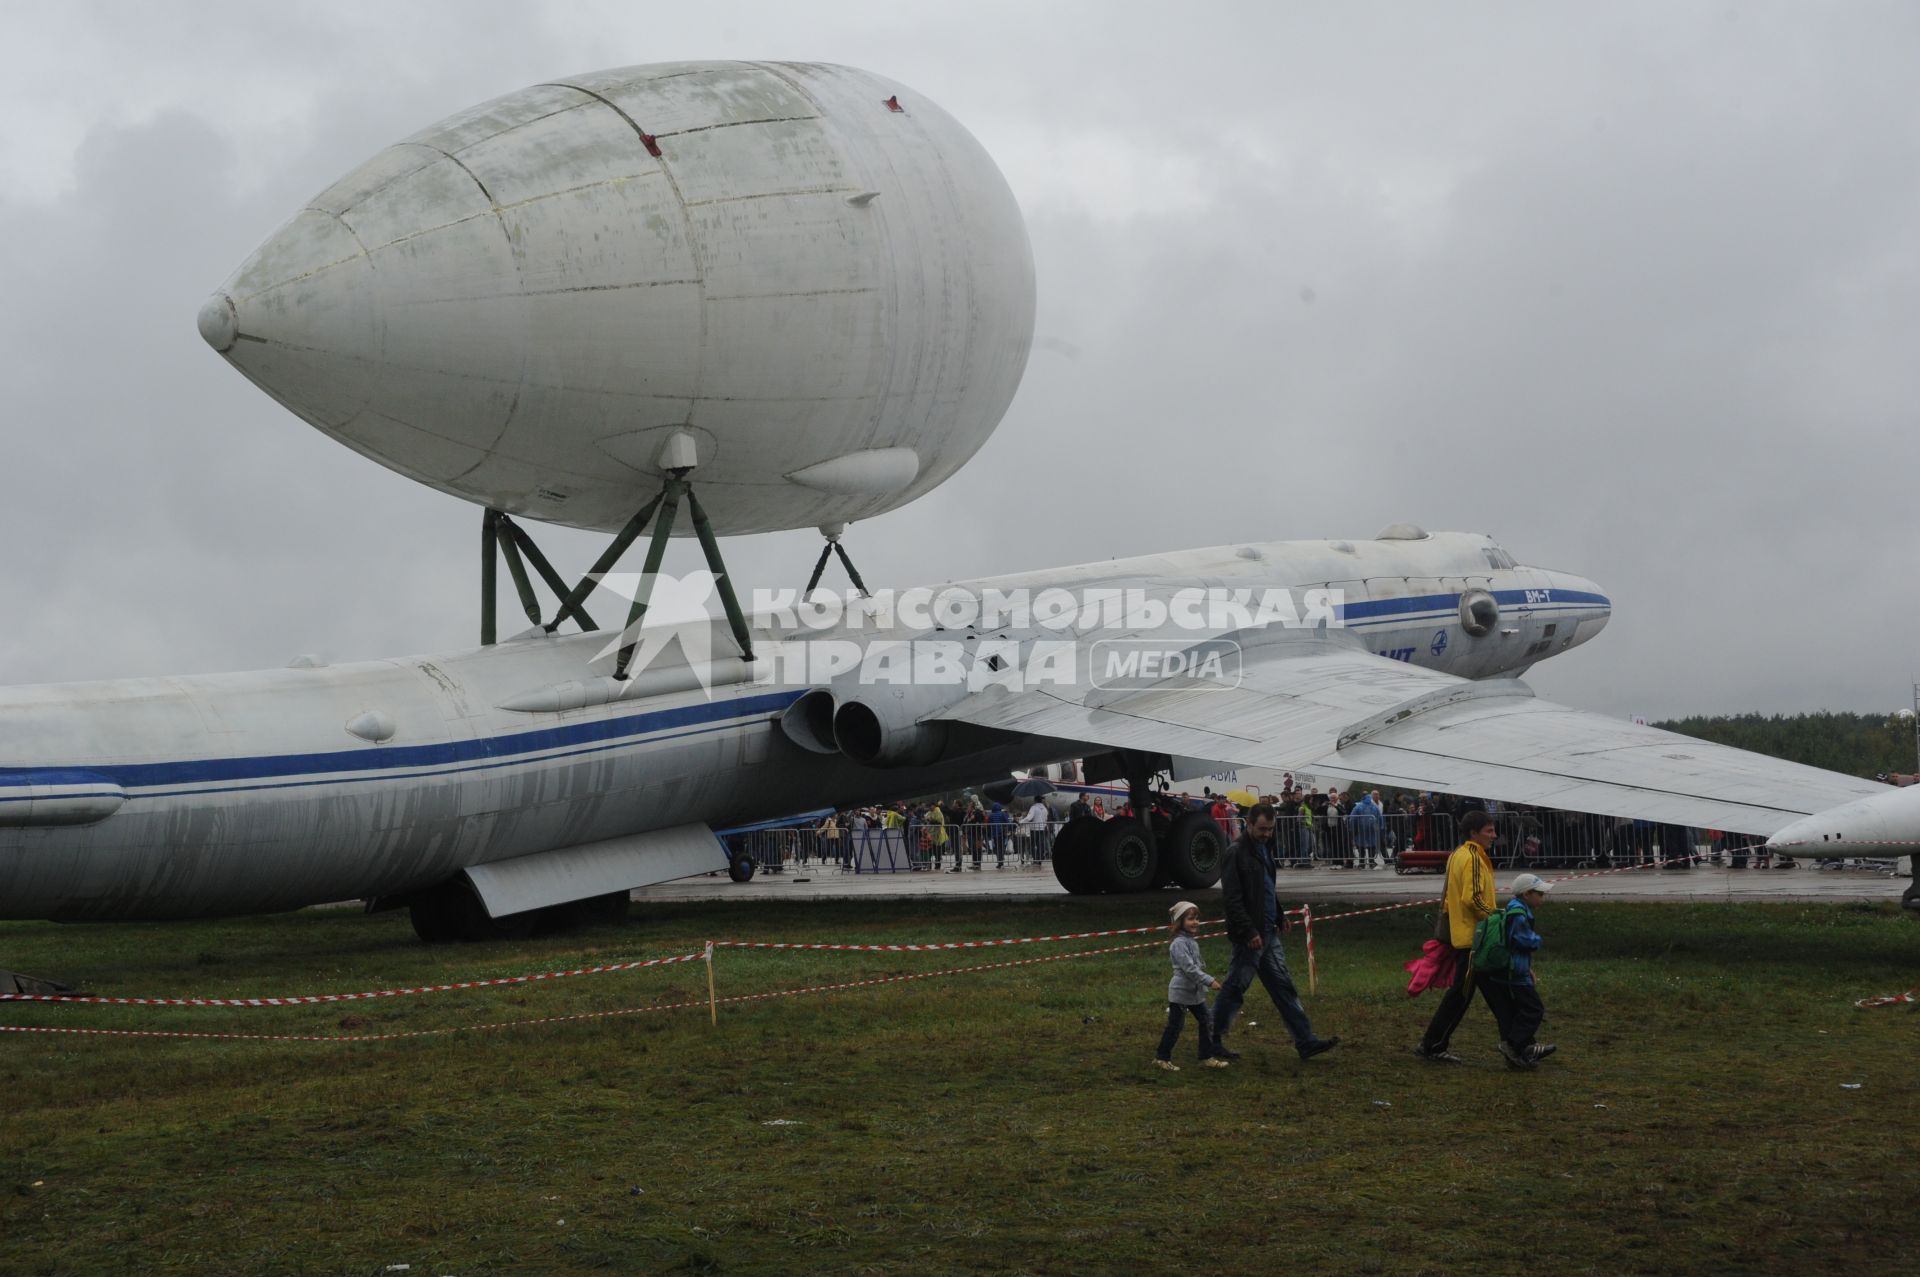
top-left (1, 2), bottom-right (1915, 720)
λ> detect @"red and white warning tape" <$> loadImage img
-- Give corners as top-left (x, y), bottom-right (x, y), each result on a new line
top-left (1855, 989), bottom-right (1915, 1009)
top-left (0, 951), bottom-right (706, 1007)
top-left (0, 933), bottom-right (1204, 1043)
top-left (4, 850), bottom-right (1894, 1038)
top-left (0, 917), bottom-right (1246, 1009)
top-left (708, 914), bottom-right (1281, 954)
top-left (1302, 904), bottom-right (1316, 993)
top-left (1308, 853), bottom-right (1704, 925)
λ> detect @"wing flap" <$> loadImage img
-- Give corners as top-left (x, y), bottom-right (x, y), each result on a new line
top-left (936, 640), bottom-right (1883, 835)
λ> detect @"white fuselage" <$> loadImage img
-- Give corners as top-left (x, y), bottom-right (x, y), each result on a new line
top-left (1766, 783), bottom-right (1920, 858)
top-left (0, 532), bottom-right (1607, 919)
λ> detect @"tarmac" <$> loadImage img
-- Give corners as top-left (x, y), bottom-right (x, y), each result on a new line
top-left (635, 859), bottom-right (1914, 906)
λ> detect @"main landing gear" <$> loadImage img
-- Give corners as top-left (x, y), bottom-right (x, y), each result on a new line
top-left (1051, 772), bottom-right (1227, 896)
top-left (401, 879), bottom-right (632, 943)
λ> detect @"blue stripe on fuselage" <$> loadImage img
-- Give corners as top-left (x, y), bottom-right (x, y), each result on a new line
top-left (1336, 589), bottom-right (1609, 627)
top-left (2, 588), bottom-right (1613, 800)
top-left (0, 689), bottom-right (805, 796)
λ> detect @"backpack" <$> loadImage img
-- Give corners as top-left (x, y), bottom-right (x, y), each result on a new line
top-left (1470, 902), bottom-right (1522, 974)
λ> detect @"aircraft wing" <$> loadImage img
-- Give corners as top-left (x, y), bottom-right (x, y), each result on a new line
top-left (932, 635), bottom-right (1886, 835)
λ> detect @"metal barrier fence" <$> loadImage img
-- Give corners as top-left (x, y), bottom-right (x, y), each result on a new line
top-left (721, 810), bottom-right (1798, 877)
top-left (723, 821), bottom-right (1063, 874)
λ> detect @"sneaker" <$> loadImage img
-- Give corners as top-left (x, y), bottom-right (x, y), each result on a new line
top-left (1203, 1057), bottom-right (1231, 1069)
top-left (1412, 1045), bottom-right (1462, 1064)
top-left (1498, 1040), bottom-right (1537, 1071)
top-left (1154, 1059), bottom-right (1180, 1072)
top-left (1527, 1043), bottom-right (1558, 1062)
top-left (1297, 1036), bottom-right (1340, 1060)
top-left (1213, 1045), bottom-right (1243, 1062)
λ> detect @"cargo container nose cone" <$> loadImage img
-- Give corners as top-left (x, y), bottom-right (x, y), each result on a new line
top-left (197, 293), bottom-right (238, 353)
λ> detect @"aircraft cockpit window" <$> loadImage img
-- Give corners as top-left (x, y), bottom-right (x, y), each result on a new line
top-left (1482, 545), bottom-right (1517, 570)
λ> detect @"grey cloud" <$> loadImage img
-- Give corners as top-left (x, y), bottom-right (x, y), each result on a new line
top-left (0, 3), bottom-right (1914, 724)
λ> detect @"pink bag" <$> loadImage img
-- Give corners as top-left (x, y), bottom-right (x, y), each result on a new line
top-left (1403, 940), bottom-right (1458, 997)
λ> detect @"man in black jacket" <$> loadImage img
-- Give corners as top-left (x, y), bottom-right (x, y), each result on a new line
top-left (1213, 804), bottom-right (1339, 1061)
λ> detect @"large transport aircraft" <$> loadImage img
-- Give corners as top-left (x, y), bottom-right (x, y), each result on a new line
top-left (3, 61), bottom-right (1913, 944)
top-left (2, 527), bottom-right (1909, 936)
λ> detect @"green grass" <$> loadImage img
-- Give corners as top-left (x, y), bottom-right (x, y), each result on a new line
top-left (2, 897), bottom-right (1915, 1276)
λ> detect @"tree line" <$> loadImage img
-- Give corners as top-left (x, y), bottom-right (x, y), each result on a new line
top-left (1653, 711), bottom-right (1919, 779)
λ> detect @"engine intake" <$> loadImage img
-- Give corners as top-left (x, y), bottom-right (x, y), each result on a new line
top-left (780, 689), bottom-right (841, 755)
top-left (832, 699), bottom-right (950, 768)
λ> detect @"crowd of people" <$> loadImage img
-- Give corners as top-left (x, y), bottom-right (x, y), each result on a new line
top-left (728, 784), bottom-right (1829, 875)
top-left (746, 797), bottom-right (1053, 872)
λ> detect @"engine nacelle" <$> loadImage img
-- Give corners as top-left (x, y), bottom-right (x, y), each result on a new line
top-left (780, 688), bottom-right (841, 755)
top-left (831, 686), bottom-right (955, 768)
top-left (777, 675), bottom-right (973, 768)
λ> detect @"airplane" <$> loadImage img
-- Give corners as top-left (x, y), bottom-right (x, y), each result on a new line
top-left (1, 525), bottom-right (1905, 938)
top-left (1768, 782), bottom-right (1920, 906)
top-left (3, 60), bottom-right (1911, 948)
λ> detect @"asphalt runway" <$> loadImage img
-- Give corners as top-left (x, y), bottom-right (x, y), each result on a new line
top-left (635, 860), bottom-right (1913, 906)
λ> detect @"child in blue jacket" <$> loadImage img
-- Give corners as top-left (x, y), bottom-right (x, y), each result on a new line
top-left (1480, 872), bottom-right (1557, 1070)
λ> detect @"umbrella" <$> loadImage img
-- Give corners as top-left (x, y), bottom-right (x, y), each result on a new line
top-left (1226, 789), bottom-right (1259, 807)
top-left (1011, 778), bottom-right (1057, 799)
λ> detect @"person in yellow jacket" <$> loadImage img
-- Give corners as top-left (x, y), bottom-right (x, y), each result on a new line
top-left (1412, 809), bottom-right (1501, 1063)
top-left (926, 801), bottom-right (954, 872)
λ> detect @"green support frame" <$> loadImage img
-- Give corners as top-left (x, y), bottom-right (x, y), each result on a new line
top-left (479, 475), bottom-right (757, 682)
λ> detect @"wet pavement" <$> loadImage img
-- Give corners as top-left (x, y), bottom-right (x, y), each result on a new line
top-left (635, 860), bottom-right (1912, 906)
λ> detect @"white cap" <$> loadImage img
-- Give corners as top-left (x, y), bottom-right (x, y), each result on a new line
top-left (1511, 872), bottom-right (1554, 896)
top-left (1169, 899), bottom-right (1200, 922)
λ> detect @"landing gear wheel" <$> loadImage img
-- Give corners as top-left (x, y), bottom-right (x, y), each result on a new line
top-left (728, 854), bottom-right (757, 883)
top-left (1904, 855), bottom-right (1919, 911)
top-left (566, 891), bottom-right (631, 926)
top-left (407, 878), bottom-right (535, 942)
top-left (1050, 816), bottom-right (1105, 894)
top-left (1095, 818), bottom-right (1161, 893)
top-left (408, 891), bottom-right (458, 944)
top-left (1164, 812), bottom-right (1227, 890)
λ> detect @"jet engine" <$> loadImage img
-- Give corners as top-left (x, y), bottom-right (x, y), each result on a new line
top-left (779, 677), bottom-right (970, 768)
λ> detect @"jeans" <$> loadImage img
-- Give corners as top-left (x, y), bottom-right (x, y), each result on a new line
top-left (1480, 979), bottom-right (1545, 1048)
top-left (1213, 931), bottom-right (1316, 1048)
top-left (1156, 1001), bottom-right (1219, 1061)
top-left (1419, 948), bottom-right (1482, 1053)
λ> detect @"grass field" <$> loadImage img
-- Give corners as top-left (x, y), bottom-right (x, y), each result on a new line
top-left (2, 895), bottom-right (1916, 1276)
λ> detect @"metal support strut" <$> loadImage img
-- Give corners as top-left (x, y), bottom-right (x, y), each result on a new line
top-left (1119, 749), bottom-right (1159, 856)
top-left (608, 472), bottom-right (757, 680)
top-left (479, 473), bottom-right (757, 680)
top-left (802, 524), bottom-right (871, 599)
top-left (479, 509), bottom-right (598, 645)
